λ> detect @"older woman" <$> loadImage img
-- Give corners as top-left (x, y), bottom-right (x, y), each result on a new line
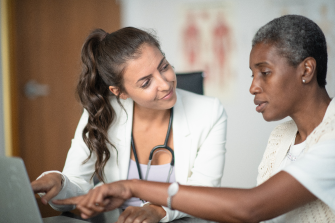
top-left (55, 15), bottom-right (335, 223)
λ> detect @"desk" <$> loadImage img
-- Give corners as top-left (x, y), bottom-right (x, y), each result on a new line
top-left (43, 209), bottom-right (217, 223)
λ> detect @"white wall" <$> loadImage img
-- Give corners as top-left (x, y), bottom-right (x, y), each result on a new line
top-left (120, 0), bottom-right (335, 188)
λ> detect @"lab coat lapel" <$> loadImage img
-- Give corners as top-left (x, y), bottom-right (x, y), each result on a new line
top-left (173, 91), bottom-right (191, 184)
top-left (115, 98), bottom-right (133, 180)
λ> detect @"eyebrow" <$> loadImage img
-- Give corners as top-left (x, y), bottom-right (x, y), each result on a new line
top-left (136, 57), bottom-right (166, 83)
top-left (157, 57), bottom-right (166, 69)
top-left (254, 62), bottom-right (269, 67)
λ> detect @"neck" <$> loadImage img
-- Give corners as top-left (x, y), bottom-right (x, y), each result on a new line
top-left (133, 102), bottom-right (170, 125)
top-left (291, 88), bottom-right (331, 144)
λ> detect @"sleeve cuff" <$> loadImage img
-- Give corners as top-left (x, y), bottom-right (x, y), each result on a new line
top-left (36, 171), bottom-right (75, 211)
top-left (140, 202), bottom-right (169, 222)
top-left (160, 206), bottom-right (170, 222)
top-left (36, 170), bottom-right (65, 197)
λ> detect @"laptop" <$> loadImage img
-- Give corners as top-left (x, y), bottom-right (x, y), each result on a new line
top-left (0, 156), bottom-right (87, 223)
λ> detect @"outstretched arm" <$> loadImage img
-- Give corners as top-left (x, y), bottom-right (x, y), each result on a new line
top-left (54, 171), bottom-right (316, 222)
top-left (130, 171), bottom-right (315, 222)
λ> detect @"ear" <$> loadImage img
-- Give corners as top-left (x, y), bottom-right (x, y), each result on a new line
top-left (109, 86), bottom-right (128, 100)
top-left (300, 57), bottom-right (317, 84)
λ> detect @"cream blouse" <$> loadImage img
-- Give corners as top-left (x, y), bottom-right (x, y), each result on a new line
top-left (257, 98), bottom-right (335, 222)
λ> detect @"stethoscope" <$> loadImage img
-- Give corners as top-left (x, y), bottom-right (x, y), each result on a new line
top-left (131, 108), bottom-right (175, 183)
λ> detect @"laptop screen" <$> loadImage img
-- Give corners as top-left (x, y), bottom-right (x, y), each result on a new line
top-left (0, 156), bottom-right (43, 223)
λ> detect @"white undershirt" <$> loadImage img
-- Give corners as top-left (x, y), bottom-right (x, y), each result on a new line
top-left (277, 138), bottom-right (307, 174)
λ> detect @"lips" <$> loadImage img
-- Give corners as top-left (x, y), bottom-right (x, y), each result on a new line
top-left (160, 88), bottom-right (173, 100)
top-left (254, 99), bottom-right (268, 113)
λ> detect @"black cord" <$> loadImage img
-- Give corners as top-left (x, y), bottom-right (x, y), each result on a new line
top-left (131, 133), bottom-right (143, 180)
top-left (164, 107), bottom-right (173, 146)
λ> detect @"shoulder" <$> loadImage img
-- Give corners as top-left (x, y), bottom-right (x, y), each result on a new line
top-left (174, 89), bottom-right (227, 136)
top-left (306, 107), bottom-right (335, 148)
top-left (175, 89), bottom-right (227, 127)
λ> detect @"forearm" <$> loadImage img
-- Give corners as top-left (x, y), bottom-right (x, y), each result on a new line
top-left (128, 171), bottom-right (317, 222)
top-left (129, 180), bottom-right (255, 222)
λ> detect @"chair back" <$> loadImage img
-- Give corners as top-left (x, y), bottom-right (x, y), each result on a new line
top-left (176, 71), bottom-right (204, 95)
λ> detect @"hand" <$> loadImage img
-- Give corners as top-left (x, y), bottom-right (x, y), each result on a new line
top-left (31, 172), bottom-right (63, 205)
top-left (117, 204), bottom-right (166, 223)
top-left (53, 180), bottom-right (134, 219)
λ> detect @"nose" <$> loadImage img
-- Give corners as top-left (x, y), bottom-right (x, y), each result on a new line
top-left (249, 76), bottom-right (263, 95)
top-left (156, 72), bottom-right (171, 91)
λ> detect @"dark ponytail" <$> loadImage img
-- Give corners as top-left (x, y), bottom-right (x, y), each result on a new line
top-left (76, 27), bottom-right (161, 183)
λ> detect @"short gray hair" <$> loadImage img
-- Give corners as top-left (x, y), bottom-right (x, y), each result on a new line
top-left (252, 15), bottom-right (327, 88)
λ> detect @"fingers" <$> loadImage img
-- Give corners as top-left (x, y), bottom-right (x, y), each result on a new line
top-left (79, 184), bottom-right (125, 213)
top-left (41, 185), bottom-right (62, 204)
top-left (77, 189), bottom-right (106, 218)
top-left (54, 187), bottom-right (110, 219)
top-left (31, 178), bottom-right (53, 194)
top-left (53, 195), bottom-right (83, 205)
top-left (118, 207), bottom-right (145, 223)
top-left (77, 203), bottom-right (104, 219)
top-left (31, 173), bottom-right (63, 205)
top-left (31, 181), bottom-right (47, 193)
top-left (117, 206), bottom-right (161, 223)
top-left (57, 183), bottom-right (129, 219)
top-left (54, 195), bottom-right (104, 219)
top-left (104, 197), bottom-right (126, 211)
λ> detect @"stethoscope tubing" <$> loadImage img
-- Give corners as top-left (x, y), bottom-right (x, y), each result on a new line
top-left (131, 108), bottom-right (174, 182)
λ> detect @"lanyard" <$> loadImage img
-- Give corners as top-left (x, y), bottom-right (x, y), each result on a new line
top-left (131, 108), bottom-right (175, 182)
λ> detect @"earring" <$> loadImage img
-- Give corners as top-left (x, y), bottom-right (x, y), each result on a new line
top-left (302, 79), bottom-right (306, 83)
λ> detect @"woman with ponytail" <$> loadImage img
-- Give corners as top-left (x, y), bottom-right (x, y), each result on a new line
top-left (31, 27), bottom-right (227, 223)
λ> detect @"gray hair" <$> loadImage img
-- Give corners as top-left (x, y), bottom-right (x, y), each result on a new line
top-left (252, 15), bottom-right (327, 87)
